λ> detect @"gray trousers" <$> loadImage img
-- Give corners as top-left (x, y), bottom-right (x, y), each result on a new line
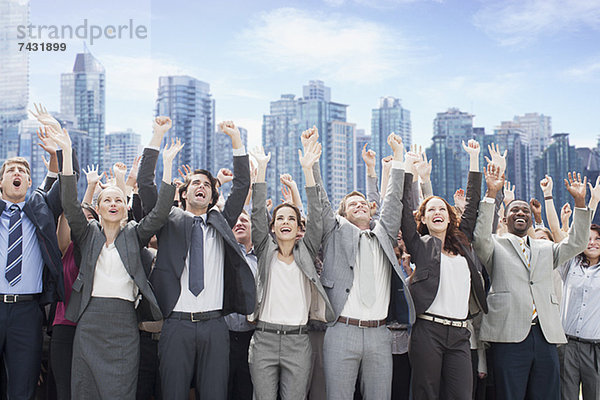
top-left (248, 323), bottom-right (312, 400)
top-left (323, 323), bottom-right (392, 400)
top-left (560, 339), bottom-right (600, 400)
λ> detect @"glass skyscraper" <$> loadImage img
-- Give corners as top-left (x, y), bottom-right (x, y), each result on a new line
top-left (0, 0), bottom-right (29, 164)
top-left (61, 51), bottom-right (106, 169)
top-left (371, 97), bottom-right (411, 177)
top-left (105, 129), bottom-right (142, 170)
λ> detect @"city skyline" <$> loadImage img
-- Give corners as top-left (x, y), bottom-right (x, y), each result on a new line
top-left (19, 0), bottom-right (600, 152)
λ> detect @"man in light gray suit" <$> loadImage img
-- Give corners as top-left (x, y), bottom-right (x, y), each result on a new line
top-left (473, 167), bottom-right (592, 400)
top-left (302, 127), bottom-right (415, 400)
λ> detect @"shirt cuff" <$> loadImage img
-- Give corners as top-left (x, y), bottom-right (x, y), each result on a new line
top-left (391, 160), bottom-right (404, 170)
top-left (483, 197), bottom-right (495, 204)
top-left (232, 146), bottom-right (246, 157)
top-left (146, 145), bottom-right (160, 151)
top-left (46, 171), bottom-right (58, 178)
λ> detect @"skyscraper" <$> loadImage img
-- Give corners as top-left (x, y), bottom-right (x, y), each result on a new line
top-left (17, 119), bottom-right (45, 189)
top-left (60, 50), bottom-right (105, 169)
top-left (371, 97), bottom-right (411, 176)
top-left (428, 108), bottom-right (474, 200)
top-left (355, 130), bottom-right (370, 196)
top-left (105, 129), bottom-right (142, 170)
top-left (535, 133), bottom-right (581, 213)
top-left (155, 76), bottom-right (215, 174)
top-left (492, 124), bottom-right (530, 200)
top-left (262, 94), bottom-right (299, 203)
top-left (0, 0), bottom-right (29, 164)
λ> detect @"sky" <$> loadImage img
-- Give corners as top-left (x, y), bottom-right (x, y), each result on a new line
top-left (24, 0), bottom-right (600, 152)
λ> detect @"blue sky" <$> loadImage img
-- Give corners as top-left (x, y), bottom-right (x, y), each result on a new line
top-left (27, 0), bottom-right (600, 151)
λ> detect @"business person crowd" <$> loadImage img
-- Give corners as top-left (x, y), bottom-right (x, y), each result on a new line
top-left (0, 103), bottom-right (599, 400)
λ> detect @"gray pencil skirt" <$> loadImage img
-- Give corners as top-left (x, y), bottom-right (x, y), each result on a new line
top-left (71, 297), bottom-right (139, 400)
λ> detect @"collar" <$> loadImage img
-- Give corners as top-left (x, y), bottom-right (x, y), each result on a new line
top-left (3, 200), bottom-right (26, 212)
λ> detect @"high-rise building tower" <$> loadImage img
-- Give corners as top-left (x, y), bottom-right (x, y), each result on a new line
top-left (0, 0), bottom-right (29, 164)
top-left (155, 76), bottom-right (215, 175)
top-left (60, 51), bottom-right (105, 169)
top-left (371, 97), bottom-right (411, 176)
top-left (105, 129), bottom-right (142, 169)
top-left (355, 129), bottom-right (370, 196)
top-left (262, 94), bottom-right (299, 203)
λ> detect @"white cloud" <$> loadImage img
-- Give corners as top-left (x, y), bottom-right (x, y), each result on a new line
top-left (236, 8), bottom-right (423, 83)
top-left (473, 0), bottom-right (600, 46)
top-left (324, 0), bottom-right (443, 8)
top-left (564, 59), bottom-right (600, 81)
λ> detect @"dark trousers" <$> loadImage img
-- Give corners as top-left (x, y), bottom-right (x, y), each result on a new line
top-left (159, 316), bottom-right (229, 400)
top-left (392, 353), bottom-right (411, 400)
top-left (409, 319), bottom-right (472, 400)
top-left (228, 330), bottom-right (253, 400)
top-left (137, 331), bottom-right (161, 400)
top-left (49, 324), bottom-right (76, 400)
top-left (0, 301), bottom-right (43, 400)
top-left (491, 323), bottom-right (559, 400)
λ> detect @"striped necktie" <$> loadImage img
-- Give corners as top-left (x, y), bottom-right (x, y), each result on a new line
top-left (518, 237), bottom-right (537, 321)
top-left (5, 205), bottom-right (23, 286)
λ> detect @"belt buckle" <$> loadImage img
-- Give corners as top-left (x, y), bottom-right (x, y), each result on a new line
top-left (358, 320), bottom-right (369, 328)
top-left (441, 318), bottom-right (451, 326)
top-left (191, 312), bottom-right (200, 322)
top-left (3, 295), bottom-right (17, 303)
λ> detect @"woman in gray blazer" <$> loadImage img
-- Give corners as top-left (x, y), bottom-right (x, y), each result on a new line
top-left (51, 126), bottom-right (183, 400)
top-left (402, 141), bottom-right (487, 400)
top-left (247, 142), bottom-right (335, 400)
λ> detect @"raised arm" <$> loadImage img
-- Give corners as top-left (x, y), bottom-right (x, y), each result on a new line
top-left (280, 174), bottom-right (303, 211)
top-left (377, 134), bottom-right (405, 239)
top-left (82, 165), bottom-right (103, 205)
top-left (250, 145), bottom-right (272, 257)
top-left (416, 150), bottom-right (433, 200)
top-left (362, 144), bottom-right (381, 219)
top-left (473, 164), bottom-right (504, 272)
top-left (49, 126), bottom-right (90, 244)
top-left (218, 121), bottom-right (250, 228)
top-left (589, 176), bottom-right (600, 221)
top-left (138, 117), bottom-right (172, 213)
top-left (539, 175), bottom-right (565, 241)
top-left (136, 138), bottom-right (182, 246)
top-left (553, 172), bottom-right (593, 266)
top-left (459, 139), bottom-right (483, 241)
top-left (299, 140), bottom-right (323, 257)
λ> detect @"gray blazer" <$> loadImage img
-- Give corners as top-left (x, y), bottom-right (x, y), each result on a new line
top-left (249, 182), bottom-right (334, 323)
top-left (473, 200), bottom-right (592, 344)
top-left (60, 174), bottom-right (174, 323)
top-left (315, 163), bottom-right (416, 325)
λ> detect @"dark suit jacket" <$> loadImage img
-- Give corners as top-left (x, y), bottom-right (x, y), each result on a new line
top-left (60, 174), bottom-right (173, 323)
top-left (402, 171), bottom-right (488, 317)
top-left (137, 148), bottom-right (255, 317)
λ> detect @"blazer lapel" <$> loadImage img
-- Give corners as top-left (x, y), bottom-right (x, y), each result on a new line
top-left (114, 231), bottom-right (133, 277)
top-left (507, 234), bottom-right (530, 270)
top-left (529, 239), bottom-right (540, 274)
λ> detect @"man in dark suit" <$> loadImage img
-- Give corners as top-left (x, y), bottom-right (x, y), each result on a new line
top-left (0, 155), bottom-right (65, 400)
top-left (137, 117), bottom-right (254, 400)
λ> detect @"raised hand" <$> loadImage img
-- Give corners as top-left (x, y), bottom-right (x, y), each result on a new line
top-left (540, 175), bottom-right (553, 197)
top-left (84, 164), bottom-right (103, 187)
top-left (361, 143), bottom-right (376, 169)
top-left (530, 198), bottom-right (542, 223)
top-left (454, 188), bottom-right (466, 212)
top-left (280, 173), bottom-right (296, 189)
top-left (37, 127), bottom-right (58, 155)
top-left (153, 116), bottom-right (172, 136)
top-left (485, 143), bottom-right (507, 176)
top-left (404, 151), bottom-right (420, 175)
top-left (219, 121), bottom-right (243, 149)
top-left (387, 133), bottom-right (404, 162)
top-left (301, 126), bottom-right (318, 152)
top-left (217, 168), bottom-right (233, 186)
top-left (298, 140), bottom-right (322, 170)
top-left (113, 162), bottom-right (128, 179)
top-left (415, 151), bottom-right (432, 181)
top-left (503, 180), bottom-right (515, 206)
top-left (484, 163), bottom-right (504, 198)
top-left (250, 146), bottom-right (271, 168)
top-left (178, 164), bottom-right (192, 181)
top-left (29, 103), bottom-right (61, 132)
top-left (126, 155), bottom-right (141, 187)
top-left (564, 171), bottom-right (587, 208)
top-left (163, 138), bottom-right (185, 164)
top-left (46, 125), bottom-right (72, 152)
top-left (266, 198), bottom-right (274, 213)
top-left (281, 185), bottom-right (293, 204)
top-left (462, 139), bottom-right (480, 172)
top-left (588, 176), bottom-right (600, 206)
top-left (561, 203), bottom-right (572, 231)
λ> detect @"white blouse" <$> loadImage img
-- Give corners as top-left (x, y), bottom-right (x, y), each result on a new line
top-left (426, 253), bottom-right (471, 320)
top-left (91, 243), bottom-right (138, 302)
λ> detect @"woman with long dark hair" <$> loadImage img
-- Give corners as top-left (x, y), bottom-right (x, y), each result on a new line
top-left (401, 141), bottom-right (488, 399)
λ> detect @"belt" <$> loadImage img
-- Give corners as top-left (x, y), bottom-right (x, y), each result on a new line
top-left (418, 314), bottom-right (469, 328)
top-left (337, 316), bottom-right (387, 328)
top-left (169, 310), bottom-right (222, 322)
top-left (256, 321), bottom-right (308, 335)
top-left (567, 335), bottom-right (600, 345)
top-left (140, 331), bottom-right (161, 341)
top-left (0, 294), bottom-right (39, 303)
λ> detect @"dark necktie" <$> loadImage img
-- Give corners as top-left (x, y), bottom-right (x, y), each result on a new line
top-left (5, 205), bottom-right (23, 286)
top-left (189, 216), bottom-right (205, 296)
